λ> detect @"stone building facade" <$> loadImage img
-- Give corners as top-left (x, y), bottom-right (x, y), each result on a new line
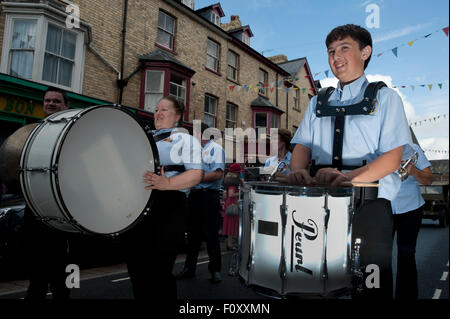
top-left (0, 0), bottom-right (317, 159)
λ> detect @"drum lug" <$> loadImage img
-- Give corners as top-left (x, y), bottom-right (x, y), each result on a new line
top-left (351, 237), bottom-right (364, 292)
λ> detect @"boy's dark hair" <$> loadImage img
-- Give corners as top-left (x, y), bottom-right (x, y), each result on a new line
top-left (44, 86), bottom-right (69, 105)
top-left (326, 24), bottom-right (373, 69)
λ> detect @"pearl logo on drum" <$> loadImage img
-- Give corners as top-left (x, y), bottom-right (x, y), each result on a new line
top-left (290, 210), bottom-right (318, 275)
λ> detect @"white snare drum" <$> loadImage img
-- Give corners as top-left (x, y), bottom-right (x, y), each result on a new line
top-left (19, 105), bottom-right (159, 235)
top-left (238, 182), bottom-right (356, 297)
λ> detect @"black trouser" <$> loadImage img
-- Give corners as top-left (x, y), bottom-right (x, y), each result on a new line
top-left (351, 198), bottom-right (394, 299)
top-left (184, 189), bottom-right (222, 274)
top-left (23, 206), bottom-right (70, 300)
top-left (121, 190), bottom-right (186, 304)
top-left (393, 207), bottom-right (422, 299)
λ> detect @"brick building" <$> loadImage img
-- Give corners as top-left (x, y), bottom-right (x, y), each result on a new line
top-left (0, 0), bottom-right (317, 161)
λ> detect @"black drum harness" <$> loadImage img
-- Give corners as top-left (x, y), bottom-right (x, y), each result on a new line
top-left (152, 131), bottom-right (186, 173)
top-left (311, 81), bottom-right (387, 201)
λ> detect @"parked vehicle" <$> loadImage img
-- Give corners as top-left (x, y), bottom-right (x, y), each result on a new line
top-left (420, 181), bottom-right (449, 227)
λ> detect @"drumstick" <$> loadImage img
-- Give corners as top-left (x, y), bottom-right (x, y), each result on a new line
top-left (274, 176), bottom-right (379, 187)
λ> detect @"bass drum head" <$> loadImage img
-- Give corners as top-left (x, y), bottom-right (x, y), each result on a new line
top-left (56, 106), bottom-right (157, 235)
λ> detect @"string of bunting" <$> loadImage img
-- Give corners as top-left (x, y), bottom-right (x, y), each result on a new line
top-left (408, 113), bottom-right (448, 127)
top-left (311, 26), bottom-right (449, 79)
top-left (228, 78), bottom-right (447, 94)
top-left (424, 149), bottom-right (449, 155)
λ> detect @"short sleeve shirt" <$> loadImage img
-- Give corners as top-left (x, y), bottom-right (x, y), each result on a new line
top-left (152, 128), bottom-right (203, 194)
top-left (391, 144), bottom-right (431, 214)
top-left (193, 140), bottom-right (225, 190)
top-left (263, 152), bottom-right (292, 175)
top-left (291, 74), bottom-right (412, 201)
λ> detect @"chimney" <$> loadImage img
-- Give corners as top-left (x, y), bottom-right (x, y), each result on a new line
top-left (221, 14), bottom-right (242, 31)
top-left (267, 54), bottom-right (288, 64)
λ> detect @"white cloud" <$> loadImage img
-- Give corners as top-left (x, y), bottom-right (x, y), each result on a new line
top-left (372, 24), bottom-right (431, 43)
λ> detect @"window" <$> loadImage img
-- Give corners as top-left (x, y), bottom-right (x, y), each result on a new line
top-left (204, 94), bottom-right (217, 127)
top-left (259, 69), bottom-right (268, 95)
top-left (227, 51), bottom-right (239, 82)
top-left (293, 88), bottom-right (300, 110)
top-left (9, 19), bottom-right (36, 79)
top-left (271, 113), bottom-right (279, 128)
top-left (255, 112), bottom-right (267, 128)
top-left (226, 102), bottom-right (237, 128)
top-left (206, 39), bottom-right (220, 72)
top-left (1, 11), bottom-right (86, 92)
top-left (210, 12), bottom-right (220, 26)
top-left (157, 11), bottom-right (175, 50)
top-left (42, 23), bottom-right (76, 87)
top-left (181, 0), bottom-right (194, 9)
top-left (169, 73), bottom-right (186, 106)
top-left (242, 32), bottom-right (250, 46)
top-left (144, 70), bottom-right (165, 112)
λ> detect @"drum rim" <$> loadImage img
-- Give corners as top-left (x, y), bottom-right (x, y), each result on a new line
top-left (245, 181), bottom-right (353, 197)
top-left (51, 104), bottom-right (160, 235)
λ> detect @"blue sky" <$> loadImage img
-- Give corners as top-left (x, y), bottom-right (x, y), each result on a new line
top-left (195, 0), bottom-right (449, 160)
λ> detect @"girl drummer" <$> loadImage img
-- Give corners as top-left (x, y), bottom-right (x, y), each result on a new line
top-left (121, 96), bottom-right (203, 303)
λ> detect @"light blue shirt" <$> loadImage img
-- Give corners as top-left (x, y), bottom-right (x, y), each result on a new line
top-left (152, 128), bottom-right (203, 194)
top-left (391, 144), bottom-right (431, 214)
top-left (264, 151), bottom-right (292, 175)
top-left (193, 140), bottom-right (225, 190)
top-left (291, 74), bottom-right (412, 201)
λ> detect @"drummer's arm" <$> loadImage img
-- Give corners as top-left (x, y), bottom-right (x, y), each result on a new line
top-left (290, 144), bottom-right (311, 171)
top-left (286, 144), bottom-right (313, 184)
top-left (346, 146), bottom-right (403, 182)
top-left (167, 169), bottom-right (203, 190)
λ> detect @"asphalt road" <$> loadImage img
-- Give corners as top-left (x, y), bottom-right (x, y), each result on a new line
top-left (0, 219), bottom-right (448, 301)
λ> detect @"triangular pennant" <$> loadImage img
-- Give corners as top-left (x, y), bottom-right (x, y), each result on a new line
top-left (324, 70), bottom-right (329, 77)
top-left (270, 87), bottom-right (274, 93)
top-left (428, 84), bottom-right (433, 91)
top-left (408, 40), bottom-right (415, 47)
top-left (302, 88), bottom-right (306, 94)
top-left (392, 47), bottom-right (398, 57)
top-left (229, 85), bottom-right (235, 91)
top-left (438, 83), bottom-right (443, 89)
top-left (443, 27), bottom-right (449, 37)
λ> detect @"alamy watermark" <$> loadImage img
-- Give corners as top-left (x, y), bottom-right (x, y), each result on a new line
top-left (365, 3), bottom-right (380, 29)
top-left (65, 3), bottom-right (80, 29)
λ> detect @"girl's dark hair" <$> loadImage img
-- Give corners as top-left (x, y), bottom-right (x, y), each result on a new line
top-left (161, 96), bottom-right (185, 126)
top-left (325, 24), bottom-right (372, 69)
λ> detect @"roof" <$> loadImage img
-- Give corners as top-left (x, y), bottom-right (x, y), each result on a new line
top-left (278, 57), bottom-right (307, 78)
top-left (139, 49), bottom-right (195, 74)
top-left (227, 25), bottom-right (254, 37)
top-left (250, 96), bottom-right (284, 114)
top-left (196, 3), bottom-right (225, 17)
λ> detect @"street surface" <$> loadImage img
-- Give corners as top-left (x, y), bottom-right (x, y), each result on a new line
top-left (0, 220), bottom-right (448, 300)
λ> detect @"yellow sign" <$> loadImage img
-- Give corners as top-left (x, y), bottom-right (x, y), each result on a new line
top-left (0, 95), bottom-right (45, 119)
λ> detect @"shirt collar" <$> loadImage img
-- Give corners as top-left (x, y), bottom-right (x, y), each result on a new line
top-left (336, 74), bottom-right (368, 101)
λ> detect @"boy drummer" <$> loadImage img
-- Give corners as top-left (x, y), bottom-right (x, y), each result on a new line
top-left (287, 24), bottom-right (412, 298)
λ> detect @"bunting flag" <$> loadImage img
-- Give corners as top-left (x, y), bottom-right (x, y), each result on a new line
top-left (372, 25), bottom-right (448, 60)
top-left (424, 149), bottom-right (449, 154)
top-left (408, 113), bottom-right (448, 127)
top-left (392, 47), bottom-right (398, 57)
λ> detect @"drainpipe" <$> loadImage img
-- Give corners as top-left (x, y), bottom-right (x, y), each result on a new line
top-left (118, 0), bottom-right (128, 104)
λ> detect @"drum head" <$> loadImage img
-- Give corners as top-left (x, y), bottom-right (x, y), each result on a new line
top-left (56, 106), bottom-right (158, 234)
